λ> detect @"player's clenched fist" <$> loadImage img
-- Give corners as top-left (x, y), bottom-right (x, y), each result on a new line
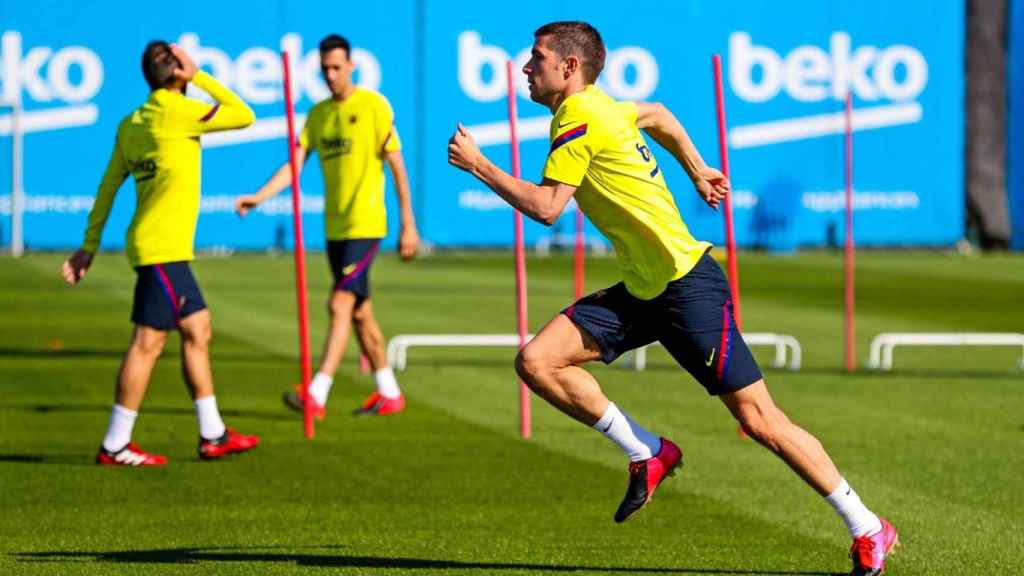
top-left (447, 123), bottom-right (482, 173)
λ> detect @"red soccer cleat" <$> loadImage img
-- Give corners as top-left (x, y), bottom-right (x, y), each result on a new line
top-left (353, 391), bottom-right (405, 416)
top-left (613, 438), bottom-right (683, 523)
top-left (96, 442), bottom-right (167, 467)
top-left (283, 385), bottom-right (326, 421)
top-left (198, 428), bottom-right (260, 460)
top-left (850, 517), bottom-right (900, 576)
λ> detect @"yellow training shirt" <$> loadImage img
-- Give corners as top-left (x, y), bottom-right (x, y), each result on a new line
top-left (300, 88), bottom-right (401, 240)
top-left (543, 85), bottom-right (711, 300)
top-left (82, 71), bottom-right (255, 266)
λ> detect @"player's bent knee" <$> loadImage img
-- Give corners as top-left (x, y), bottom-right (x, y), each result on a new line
top-left (180, 313), bottom-right (212, 346)
top-left (515, 345), bottom-right (559, 388)
top-left (328, 291), bottom-right (357, 317)
top-left (132, 328), bottom-right (168, 356)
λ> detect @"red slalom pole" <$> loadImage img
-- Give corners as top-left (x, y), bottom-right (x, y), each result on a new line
top-left (506, 60), bottom-right (531, 439)
top-left (844, 92), bottom-right (856, 372)
top-left (282, 52), bottom-right (314, 439)
top-left (574, 207), bottom-right (584, 300)
top-left (712, 55), bottom-right (742, 330)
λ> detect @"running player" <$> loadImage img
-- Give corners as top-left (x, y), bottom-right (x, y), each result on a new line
top-left (447, 21), bottom-right (898, 576)
top-left (62, 41), bottom-right (260, 466)
top-left (236, 34), bottom-right (419, 418)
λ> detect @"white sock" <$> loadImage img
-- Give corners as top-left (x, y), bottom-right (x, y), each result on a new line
top-left (308, 372), bottom-right (333, 406)
top-left (102, 404), bottom-right (138, 452)
top-left (374, 367), bottom-right (402, 399)
top-left (592, 402), bottom-right (662, 462)
top-left (826, 478), bottom-right (883, 538)
top-left (194, 395), bottom-right (226, 440)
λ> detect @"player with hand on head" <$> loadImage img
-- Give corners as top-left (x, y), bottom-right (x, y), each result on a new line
top-left (448, 21), bottom-right (897, 576)
top-left (63, 41), bottom-right (260, 466)
top-left (236, 34), bottom-right (419, 418)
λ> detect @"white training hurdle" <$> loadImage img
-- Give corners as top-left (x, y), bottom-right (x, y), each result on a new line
top-left (868, 332), bottom-right (1024, 370)
top-left (387, 332), bottom-right (801, 372)
top-left (387, 334), bottom-right (536, 371)
top-left (627, 333), bottom-right (802, 371)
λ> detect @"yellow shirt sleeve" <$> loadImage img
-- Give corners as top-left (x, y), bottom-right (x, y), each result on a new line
top-left (542, 108), bottom-right (598, 187)
top-left (173, 71), bottom-right (255, 135)
top-left (618, 101), bottom-right (639, 125)
top-left (82, 130), bottom-right (129, 252)
top-left (299, 105), bottom-right (318, 152)
top-left (374, 95), bottom-right (400, 154)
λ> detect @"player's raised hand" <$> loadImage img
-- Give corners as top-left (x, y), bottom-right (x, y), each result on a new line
top-left (61, 249), bottom-right (94, 285)
top-left (234, 194), bottom-right (261, 217)
top-left (693, 166), bottom-right (729, 210)
top-left (448, 123), bottom-right (481, 173)
top-left (169, 44), bottom-right (198, 82)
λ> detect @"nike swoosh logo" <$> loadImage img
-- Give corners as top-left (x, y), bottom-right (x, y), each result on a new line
top-left (601, 417), bottom-right (615, 433)
top-left (557, 120), bottom-right (573, 128)
top-left (705, 348), bottom-right (716, 367)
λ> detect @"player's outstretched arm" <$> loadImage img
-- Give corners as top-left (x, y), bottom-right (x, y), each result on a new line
top-left (235, 148), bottom-right (308, 217)
top-left (635, 102), bottom-right (729, 210)
top-left (384, 151), bottom-right (420, 260)
top-left (448, 124), bottom-right (576, 225)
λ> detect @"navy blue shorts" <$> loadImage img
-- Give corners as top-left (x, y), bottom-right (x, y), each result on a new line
top-left (327, 239), bottom-right (380, 301)
top-left (131, 262), bottom-right (207, 331)
top-left (563, 253), bottom-right (762, 396)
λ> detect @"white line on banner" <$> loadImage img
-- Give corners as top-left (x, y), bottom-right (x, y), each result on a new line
top-left (464, 115), bottom-right (552, 147)
top-left (202, 114), bottom-right (307, 148)
top-left (0, 104), bottom-right (98, 136)
top-left (728, 102), bottom-right (923, 149)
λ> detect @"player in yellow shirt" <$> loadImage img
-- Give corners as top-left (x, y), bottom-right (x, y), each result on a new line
top-left (236, 34), bottom-right (419, 418)
top-left (61, 41), bottom-right (260, 466)
top-left (448, 22), bottom-right (898, 576)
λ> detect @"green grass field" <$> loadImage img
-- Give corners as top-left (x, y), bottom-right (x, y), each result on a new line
top-left (1, 250), bottom-right (1022, 575)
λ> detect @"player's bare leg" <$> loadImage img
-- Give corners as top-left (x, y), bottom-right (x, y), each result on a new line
top-left (515, 314), bottom-right (681, 523)
top-left (720, 379), bottom-right (841, 494)
top-left (179, 310), bottom-right (214, 400)
top-left (319, 290), bottom-right (357, 377)
top-left (514, 314), bottom-right (605, 424)
top-left (97, 325), bottom-right (168, 465)
top-left (352, 300), bottom-right (387, 369)
top-left (178, 310), bottom-right (258, 459)
top-left (352, 299), bottom-right (404, 415)
top-left (720, 380), bottom-right (897, 574)
top-left (115, 325), bottom-right (167, 410)
top-left (284, 290), bottom-right (357, 417)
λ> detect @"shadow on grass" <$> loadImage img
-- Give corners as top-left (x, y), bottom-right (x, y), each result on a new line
top-left (5, 403), bottom-right (297, 422)
top-left (13, 546), bottom-right (840, 575)
top-left (0, 454), bottom-right (93, 466)
top-left (0, 347), bottom-right (292, 363)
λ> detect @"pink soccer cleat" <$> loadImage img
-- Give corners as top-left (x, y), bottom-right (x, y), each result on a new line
top-left (353, 392), bottom-right (405, 416)
top-left (613, 438), bottom-right (683, 523)
top-left (198, 428), bottom-right (260, 460)
top-left (850, 517), bottom-right (900, 576)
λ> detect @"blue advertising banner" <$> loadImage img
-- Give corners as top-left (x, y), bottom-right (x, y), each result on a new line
top-left (0, 1), bottom-right (417, 253)
top-left (1010, 0), bottom-right (1024, 250)
top-left (0, 1), bottom-right (965, 253)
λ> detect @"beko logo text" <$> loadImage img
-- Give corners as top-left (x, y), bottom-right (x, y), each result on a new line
top-left (729, 32), bottom-right (928, 103)
top-left (178, 33), bottom-right (381, 104)
top-left (458, 31), bottom-right (658, 102)
top-left (1, 31), bottom-right (104, 103)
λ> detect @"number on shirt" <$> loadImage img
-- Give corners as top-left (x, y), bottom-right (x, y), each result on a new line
top-left (635, 143), bottom-right (660, 178)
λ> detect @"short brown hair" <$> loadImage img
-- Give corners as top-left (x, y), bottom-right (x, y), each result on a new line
top-left (141, 40), bottom-right (180, 91)
top-left (534, 21), bottom-right (606, 84)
